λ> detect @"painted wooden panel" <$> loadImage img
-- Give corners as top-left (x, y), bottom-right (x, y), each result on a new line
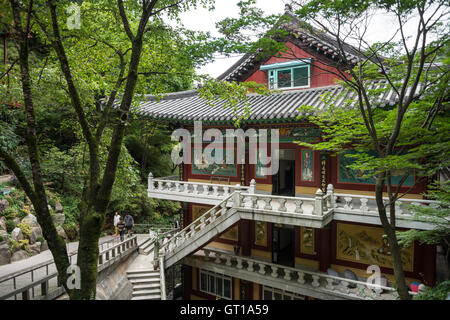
top-left (336, 222), bottom-right (414, 272)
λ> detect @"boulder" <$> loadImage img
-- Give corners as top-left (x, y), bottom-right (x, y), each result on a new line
top-left (57, 226), bottom-right (67, 241)
top-left (40, 240), bottom-right (49, 252)
top-left (327, 268), bottom-right (341, 285)
top-left (11, 250), bottom-right (29, 262)
top-left (0, 229), bottom-right (8, 239)
top-left (0, 199), bottom-right (9, 213)
top-left (0, 243), bottom-right (11, 265)
top-left (0, 216), bottom-right (6, 230)
top-left (343, 269), bottom-right (358, 288)
top-left (52, 213), bottom-right (65, 226)
top-left (29, 227), bottom-right (43, 244)
top-left (29, 242), bottom-right (41, 255)
top-left (21, 214), bottom-right (39, 228)
top-left (40, 240), bottom-right (49, 251)
top-left (55, 201), bottom-right (63, 213)
top-left (11, 227), bottom-right (23, 241)
top-left (13, 217), bottom-right (20, 226)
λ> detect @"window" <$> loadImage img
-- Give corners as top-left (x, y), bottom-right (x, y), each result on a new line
top-left (199, 270), bottom-right (232, 299)
top-left (262, 60), bottom-right (311, 90)
top-left (262, 286), bottom-right (306, 300)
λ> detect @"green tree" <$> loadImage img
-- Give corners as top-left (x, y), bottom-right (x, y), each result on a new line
top-left (0, 0), bottom-right (215, 299)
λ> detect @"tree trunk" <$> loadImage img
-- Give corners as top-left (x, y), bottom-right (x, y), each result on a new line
top-left (375, 174), bottom-right (411, 300)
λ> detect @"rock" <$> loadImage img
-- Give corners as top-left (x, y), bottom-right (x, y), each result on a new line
top-left (327, 268), bottom-right (341, 285)
top-left (0, 199), bottom-right (9, 213)
top-left (0, 243), bottom-right (11, 265)
top-left (0, 229), bottom-right (8, 239)
top-left (11, 227), bottom-right (23, 241)
top-left (40, 240), bottom-right (49, 252)
top-left (11, 250), bottom-right (29, 262)
top-left (57, 226), bottom-right (67, 241)
top-left (21, 214), bottom-right (39, 228)
top-left (13, 217), bottom-right (20, 226)
top-left (55, 201), bottom-right (63, 213)
top-left (29, 242), bottom-right (41, 255)
top-left (344, 269), bottom-right (358, 288)
top-left (52, 213), bottom-right (66, 226)
top-left (29, 227), bottom-right (43, 244)
top-left (0, 216), bottom-right (6, 230)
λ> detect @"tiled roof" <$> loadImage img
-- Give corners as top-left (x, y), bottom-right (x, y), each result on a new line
top-left (133, 81), bottom-right (413, 124)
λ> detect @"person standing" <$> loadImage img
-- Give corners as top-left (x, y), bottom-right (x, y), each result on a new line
top-left (124, 213), bottom-right (134, 237)
top-left (113, 212), bottom-right (121, 237)
top-left (117, 217), bottom-right (126, 242)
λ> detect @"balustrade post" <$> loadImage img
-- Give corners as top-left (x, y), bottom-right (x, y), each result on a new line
top-left (344, 197), bottom-right (353, 210)
top-left (148, 172), bottom-right (154, 191)
top-left (258, 263), bottom-right (266, 275)
top-left (311, 275), bottom-right (320, 287)
top-left (214, 253), bottom-right (222, 264)
top-left (249, 179), bottom-right (256, 194)
top-left (203, 249), bottom-right (210, 260)
top-left (327, 184), bottom-right (335, 208)
top-left (325, 278), bottom-right (334, 290)
top-left (223, 186), bottom-right (230, 196)
top-left (264, 197), bottom-right (272, 210)
top-left (294, 200), bottom-right (303, 213)
top-left (284, 270), bottom-right (291, 281)
top-left (213, 186), bottom-right (219, 196)
top-left (297, 271), bottom-right (305, 284)
top-left (360, 198), bottom-right (369, 211)
top-left (193, 184), bottom-right (198, 194)
top-left (225, 256), bottom-right (232, 266)
top-left (236, 258), bottom-right (243, 269)
top-left (278, 199), bottom-right (287, 212)
top-left (271, 266), bottom-right (278, 278)
top-left (247, 261), bottom-right (254, 272)
top-left (233, 191), bottom-right (241, 207)
top-left (314, 189), bottom-right (324, 215)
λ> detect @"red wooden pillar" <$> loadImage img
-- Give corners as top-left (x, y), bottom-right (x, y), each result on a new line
top-left (239, 220), bottom-right (251, 256)
top-left (318, 227), bottom-right (332, 272)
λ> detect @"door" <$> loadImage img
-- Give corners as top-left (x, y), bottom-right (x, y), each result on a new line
top-left (272, 224), bottom-right (295, 267)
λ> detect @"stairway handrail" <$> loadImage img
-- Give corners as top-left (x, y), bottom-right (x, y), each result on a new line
top-left (158, 192), bottom-right (236, 255)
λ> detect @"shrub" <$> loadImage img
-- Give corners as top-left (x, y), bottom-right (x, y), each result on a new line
top-left (9, 239), bottom-right (29, 253)
top-left (17, 222), bottom-right (32, 238)
top-left (1, 207), bottom-right (17, 220)
top-left (5, 220), bottom-right (16, 233)
top-left (62, 223), bottom-right (78, 241)
top-left (0, 235), bottom-right (4, 242)
top-left (37, 236), bottom-right (45, 243)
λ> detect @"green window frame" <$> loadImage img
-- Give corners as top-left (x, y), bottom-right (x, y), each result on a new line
top-left (268, 65), bottom-right (310, 90)
top-left (199, 270), bottom-right (232, 300)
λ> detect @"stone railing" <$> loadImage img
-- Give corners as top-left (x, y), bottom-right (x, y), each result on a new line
top-left (237, 188), bottom-right (330, 216)
top-left (159, 193), bottom-right (235, 258)
top-left (97, 235), bottom-right (138, 270)
top-left (331, 185), bottom-right (440, 218)
top-left (199, 248), bottom-right (415, 300)
top-left (0, 236), bottom-right (138, 300)
top-left (148, 172), bottom-right (252, 201)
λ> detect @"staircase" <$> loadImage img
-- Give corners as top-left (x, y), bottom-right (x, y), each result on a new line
top-left (160, 193), bottom-right (239, 268)
top-left (127, 269), bottom-right (162, 300)
top-left (138, 237), bottom-right (155, 255)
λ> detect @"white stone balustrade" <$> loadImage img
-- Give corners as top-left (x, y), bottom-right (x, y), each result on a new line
top-left (197, 248), bottom-right (409, 300)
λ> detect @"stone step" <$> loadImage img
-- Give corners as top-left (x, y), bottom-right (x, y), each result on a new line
top-left (128, 278), bottom-right (160, 285)
top-left (133, 283), bottom-right (161, 291)
top-left (131, 294), bottom-right (161, 300)
top-left (132, 288), bottom-right (161, 297)
top-left (126, 269), bottom-right (157, 275)
top-left (127, 271), bottom-right (159, 278)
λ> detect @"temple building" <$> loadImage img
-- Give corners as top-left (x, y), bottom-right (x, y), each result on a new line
top-left (138, 10), bottom-right (440, 300)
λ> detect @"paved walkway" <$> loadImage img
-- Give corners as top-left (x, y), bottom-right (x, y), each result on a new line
top-left (0, 234), bottom-right (149, 300)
